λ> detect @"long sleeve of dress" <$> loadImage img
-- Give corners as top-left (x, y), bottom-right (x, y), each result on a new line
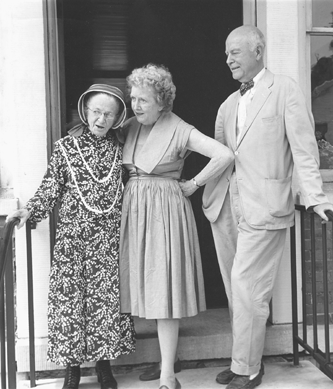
top-left (25, 142), bottom-right (67, 223)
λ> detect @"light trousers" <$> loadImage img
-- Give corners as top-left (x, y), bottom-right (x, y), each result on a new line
top-left (211, 173), bottom-right (287, 376)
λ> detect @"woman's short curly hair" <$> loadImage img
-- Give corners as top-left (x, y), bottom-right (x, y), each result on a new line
top-left (126, 64), bottom-right (176, 112)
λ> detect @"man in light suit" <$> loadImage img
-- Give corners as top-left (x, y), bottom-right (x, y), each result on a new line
top-left (203, 25), bottom-right (333, 389)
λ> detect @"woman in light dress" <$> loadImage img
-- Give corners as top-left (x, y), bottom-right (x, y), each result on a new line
top-left (119, 64), bottom-right (234, 389)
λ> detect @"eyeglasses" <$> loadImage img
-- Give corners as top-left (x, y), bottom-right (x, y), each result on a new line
top-left (86, 106), bottom-right (117, 121)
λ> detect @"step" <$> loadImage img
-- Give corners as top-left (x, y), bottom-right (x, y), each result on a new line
top-left (17, 359), bottom-right (333, 388)
top-left (113, 308), bottom-right (294, 366)
top-left (16, 308), bottom-right (296, 371)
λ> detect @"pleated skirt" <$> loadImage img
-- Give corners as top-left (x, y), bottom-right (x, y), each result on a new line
top-left (119, 176), bottom-right (206, 319)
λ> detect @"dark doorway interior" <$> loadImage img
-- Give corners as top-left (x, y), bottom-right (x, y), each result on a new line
top-left (59, 0), bottom-right (243, 308)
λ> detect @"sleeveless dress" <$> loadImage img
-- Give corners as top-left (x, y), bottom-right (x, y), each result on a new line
top-left (26, 127), bottom-right (135, 366)
top-left (119, 112), bottom-right (206, 319)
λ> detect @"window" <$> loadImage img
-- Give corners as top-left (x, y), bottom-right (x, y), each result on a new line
top-left (308, 0), bottom-right (333, 169)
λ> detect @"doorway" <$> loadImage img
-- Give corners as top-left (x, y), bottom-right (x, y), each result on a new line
top-left (58, 0), bottom-right (243, 308)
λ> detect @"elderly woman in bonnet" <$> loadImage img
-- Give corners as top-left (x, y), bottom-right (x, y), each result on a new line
top-left (119, 64), bottom-right (234, 389)
top-left (6, 84), bottom-right (135, 389)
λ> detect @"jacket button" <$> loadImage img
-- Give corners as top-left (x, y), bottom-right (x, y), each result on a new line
top-left (235, 151), bottom-right (239, 156)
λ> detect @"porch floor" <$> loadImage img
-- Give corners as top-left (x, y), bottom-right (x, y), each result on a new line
top-left (17, 308), bottom-right (333, 388)
top-left (18, 359), bottom-right (332, 388)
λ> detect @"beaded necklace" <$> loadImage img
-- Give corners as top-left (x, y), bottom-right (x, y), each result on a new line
top-left (59, 138), bottom-right (121, 215)
top-left (73, 137), bottom-right (118, 183)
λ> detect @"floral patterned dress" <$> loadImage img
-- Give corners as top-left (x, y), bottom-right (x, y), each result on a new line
top-left (26, 126), bottom-right (135, 366)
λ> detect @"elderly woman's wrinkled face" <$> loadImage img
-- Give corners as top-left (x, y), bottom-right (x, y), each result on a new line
top-left (86, 94), bottom-right (119, 137)
top-left (130, 86), bottom-right (163, 126)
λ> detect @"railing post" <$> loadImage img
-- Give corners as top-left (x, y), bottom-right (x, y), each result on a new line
top-left (0, 219), bottom-right (17, 389)
top-left (26, 220), bottom-right (36, 387)
top-left (321, 222), bottom-right (331, 363)
top-left (290, 223), bottom-right (299, 365)
top-left (0, 280), bottom-right (6, 389)
top-left (5, 236), bottom-right (16, 389)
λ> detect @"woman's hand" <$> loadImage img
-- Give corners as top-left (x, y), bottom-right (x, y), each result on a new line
top-left (179, 180), bottom-right (199, 197)
top-left (6, 208), bottom-right (31, 229)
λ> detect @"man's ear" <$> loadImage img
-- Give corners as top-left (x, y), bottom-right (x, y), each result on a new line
top-left (256, 46), bottom-right (263, 59)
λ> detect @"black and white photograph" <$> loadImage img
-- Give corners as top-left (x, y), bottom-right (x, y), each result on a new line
top-left (1, 1), bottom-right (333, 388)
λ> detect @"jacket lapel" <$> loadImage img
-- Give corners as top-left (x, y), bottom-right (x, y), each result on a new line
top-left (237, 70), bottom-right (274, 147)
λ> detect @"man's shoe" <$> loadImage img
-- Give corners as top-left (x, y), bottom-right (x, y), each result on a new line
top-left (225, 363), bottom-right (264, 389)
top-left (62, 365), bottom-right (80, 389)
top-left (216, 362), bottom-right (264, 386)
top-left (95, 360), bottom-right (118, 389)
top-left (139, 359), bottom-right (181, 381)
top-left (216, 367), bottom-right (236, 384)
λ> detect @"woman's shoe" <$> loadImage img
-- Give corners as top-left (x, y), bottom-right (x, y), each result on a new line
top-left (62, 365), bottom-right (81, 389)
top-left (159, 378), bottom-right (181, 389)
top-left (95, 360), bottom-right (118, 389)
top-left (139, 359), bottom-right (182, 381)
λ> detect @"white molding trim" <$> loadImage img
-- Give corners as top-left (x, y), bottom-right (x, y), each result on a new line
top-left (243, 0), bottom-right (256, 25)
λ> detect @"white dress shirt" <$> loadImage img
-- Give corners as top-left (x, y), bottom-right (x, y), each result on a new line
top-left (236, 68), bottom-right (266, 144)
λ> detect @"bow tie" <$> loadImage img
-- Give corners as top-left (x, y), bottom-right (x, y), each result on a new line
top-left (240, 80), bottom-right (254, 96)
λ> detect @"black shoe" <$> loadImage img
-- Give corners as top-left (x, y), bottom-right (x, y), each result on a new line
top-left (216, 366), bottom-right (237, 384)
top-left (225, 363), bottom-right (264, 389)
top-left (62, 365), bottom-right (80, 389)
top-left (95, 360), bottom-right (118, 389)
top-left (139, 359), bottom-right (182, 381)
top-left (216, 362), bottom-right (264, 385)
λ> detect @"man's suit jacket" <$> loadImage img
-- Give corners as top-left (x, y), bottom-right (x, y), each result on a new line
top-left (202, 69), bottom-right (328, 230)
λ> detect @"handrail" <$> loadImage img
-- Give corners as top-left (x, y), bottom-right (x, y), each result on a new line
top-left (0, 217), bottom-right (19, 284)
top-left (0, 217), bottom-right (36, 388)
top-left (291, 205), bottom-right (333, 380)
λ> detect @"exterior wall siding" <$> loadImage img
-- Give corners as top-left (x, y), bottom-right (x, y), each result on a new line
top-left (0, 0), bottom-right (51, 371)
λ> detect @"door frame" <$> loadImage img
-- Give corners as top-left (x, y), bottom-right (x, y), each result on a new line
top-left (43, 0), bottom-right (256, 261)
top-left (43, 0), bottom-right (66, 261)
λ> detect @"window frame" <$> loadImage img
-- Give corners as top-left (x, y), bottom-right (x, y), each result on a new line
top-left (306, 0), bottom-right (333, 179)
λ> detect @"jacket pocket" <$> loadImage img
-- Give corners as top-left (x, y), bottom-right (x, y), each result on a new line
top-left (262, 115), bottom-right (281, 124)
top-left (265, 176), bottom-right (294, 217)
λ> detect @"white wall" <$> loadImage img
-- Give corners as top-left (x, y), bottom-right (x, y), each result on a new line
top-left (256, 0), bottom-right (308, 324)
top-left (0, 0), bottom-right (51, 371)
